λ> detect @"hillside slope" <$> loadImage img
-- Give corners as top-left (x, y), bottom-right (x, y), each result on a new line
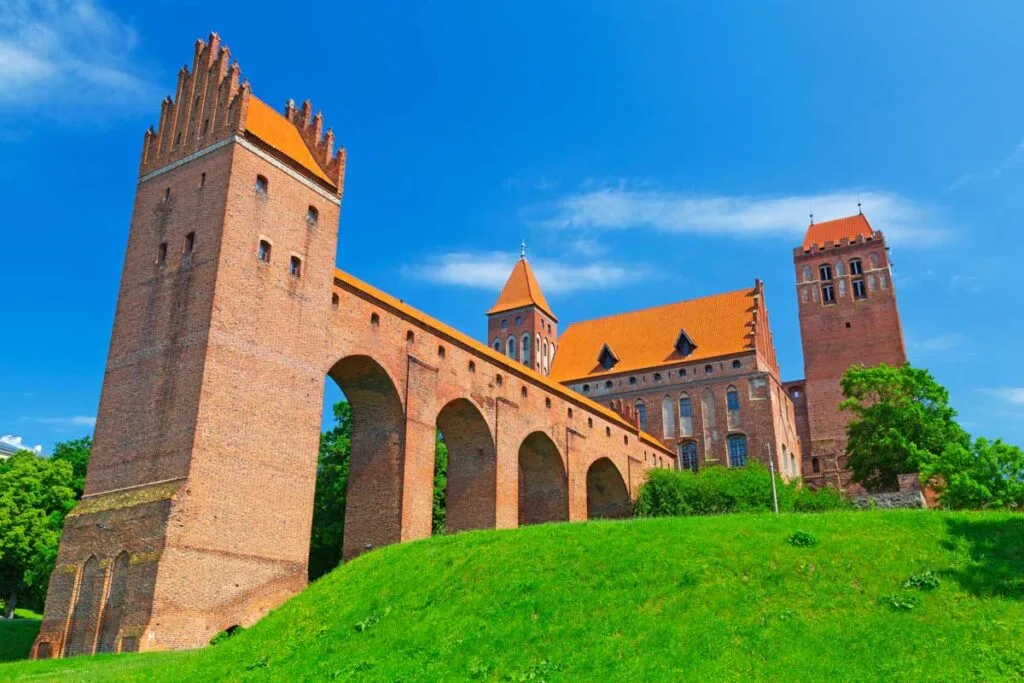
top-left (3, 511), bottom-right (1022, 681)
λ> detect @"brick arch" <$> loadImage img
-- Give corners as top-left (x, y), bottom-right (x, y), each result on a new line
top-left (586, 457), bottom-right (631, 520)
top-left (517, 431), bottom-right (568, 525)
top-left (97, 551), bottom-right (130, 653)
top-left (436, 397), bottom-right (497, 533)
top-left (65, 555), bottom-right (104, 657)
top-left (329, 354), bottom-right (407, 561)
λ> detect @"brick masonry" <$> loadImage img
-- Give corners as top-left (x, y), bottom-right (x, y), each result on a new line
top-left (32, 35), bottom-right (674, 659)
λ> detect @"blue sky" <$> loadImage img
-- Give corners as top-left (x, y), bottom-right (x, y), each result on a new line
top-left (2, 0), bottom-right (1022, 453)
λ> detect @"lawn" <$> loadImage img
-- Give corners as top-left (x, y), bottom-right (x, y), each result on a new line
top-left (0, 606), bottom-right (42, 665)
top-left (2, 511), bottom-right (1022, 681)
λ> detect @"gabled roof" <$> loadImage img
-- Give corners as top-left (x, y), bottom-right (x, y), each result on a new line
top-left (245, 96), bottom-right (333, 186)
top-left (802, 213), bottom-right (874, 251)
top-left (549, 287), bottom-right (756, 383)
top-left (487, 258), bottom-right (557, 320)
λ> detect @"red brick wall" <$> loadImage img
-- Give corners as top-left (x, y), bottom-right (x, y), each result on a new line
top-left (487, 305), bottom-right (558, 375)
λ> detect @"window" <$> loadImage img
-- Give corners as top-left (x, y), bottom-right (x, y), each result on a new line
top-left (604, 380), bottom-right (613, 390)
top-left (515, 316), bottom-right (522, 327)
top-left (522, 386), bottom-right (528, 399)
top-left (507, 336), bottom-right (517, 360)
top-left (812, 457), bottom-right (820, 474)
top-left (680, 369), bottom-right (687, 376)
top-left (255, 175), bottom-right (268, 194)
top-left (307, 206), bottom-right (318, 226)
top-left (202, 118), bottom-right (209, 136)
top-left (500, 319), bottom-right (508, 330)
top-left (582, 384), bottom-right (590, 393)
top-left (163, 187), bottom-right (171, 202)
top-left (493, 338), bottom-right (501, 351)
top-left (468, 360), bottom-right (476, 372)
top-left (678, 394), bottom-right (693, 436)
top-left (437, 345), bottom-right (445, 359)
top-left (867, 274), bottom-right (876, 291)
top-left (606, 426), bottom-right (612, 437)
top-left (289, 256), bottom-right (302, 278)
top-left (567, 408), bottom-right (573, 418)
top-left (629, 376), bottom-right (637, 385)
top-left (331, 293), bottom-right (339, 310)
top-left (801, 288), bottom-right (809, 303)
top-left (662, 396), bottom-right (675, 438)
top-left (835, 261), bottom-right (845, 276)
top-left (521, 334), bottom-right (531, 366)
top-left (726, 386), bottom-right (740, 429)
top-left (819, 264), bottom-right (833, 281)
top-left (802, 265), bottom-right (813, 282)
top-left (822, 284), bottom-right (836, 304)
top-left (258, 240), bottom-right (271, 263)
top-left (704, 364), bottom-right (713, 374)
top-left (495, 374), bottom-right (503, 386)
top-left (371, 313), bottom-right (380, 326)
top-left (184, 232), bottom-right (195, 253)
top-left (636, 400), bottom-right (648, 432)
top-left (879, 273), bottom-right (888, 290)
top-left (588, 417), bottom-right (593, 428)
top-left (653, 372), bottom-right (662, 382)
top-left (174, 132), bottom-right (181, 148)
top-left (675, 330), bottom-right (697, 357)
top-left (732, 359), bottom-right (741, 369)
top-left (199, 172), bottom-right (206, 189)
top-left (678, 441), bottom-right (698, 472)
top-left (852, 279), bottom-right (866, 299)
top-left (545, 397), bottom-right (552, 408)
top-left (542, 340), bottom-right (549, 373)
top-left (727, 435), bottom-right (748, 467)
top-left (849, 258), bottom-right (863, 276)
top-left (157, 242), bottom-right (167, 266)
top-left (869, 252), bottom-right (880, 268)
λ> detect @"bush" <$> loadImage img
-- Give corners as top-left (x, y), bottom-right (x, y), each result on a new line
top-left (787, 531), bottom-right (818, 547)
top-left (635, 464), bottom-right (851, 518)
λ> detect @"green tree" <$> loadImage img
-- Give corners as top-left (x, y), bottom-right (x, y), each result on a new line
top-left (841, 363), bottom-right (969, 492)
top-left (432, 437), bottom-right (448, 535)
top-left (51, 436), bottom-right (92, 499)
top-left (0, 452), bottom-right (76, 618)
top-left (919, 437), bottom-right (1024, 510)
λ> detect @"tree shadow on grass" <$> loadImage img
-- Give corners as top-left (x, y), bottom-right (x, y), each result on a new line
top-left (942, 517), bottom-right (1024, 600)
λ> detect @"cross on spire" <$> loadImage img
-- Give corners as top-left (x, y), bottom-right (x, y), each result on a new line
top-left (520, 240), bottom-right (526, 259)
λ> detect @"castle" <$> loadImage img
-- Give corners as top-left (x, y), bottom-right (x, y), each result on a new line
top-left (32, 34), bottom-right (904, 659)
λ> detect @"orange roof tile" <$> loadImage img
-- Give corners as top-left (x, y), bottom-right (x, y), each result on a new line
top-left (333, 268), bottom-right (672, 456)
top-left (549, 288), bottom-right (756, 383)
top-left (245, 96), bottom-right (334, 187)
top-left (487, 258), bottom-right (556, 320)
top-left (802, 213), bottom-right (873, 251)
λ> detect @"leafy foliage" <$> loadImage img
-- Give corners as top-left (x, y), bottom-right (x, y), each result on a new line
top-left (902, 570), bottom-right (940, 591)
top-left (918, 437), bottom-right (1024, 510)
top-left (0, 452), bottom-right (76, 618)
top-left (840, 363), bottom-right (969, 492)
top-left (50, 436), bottom-right (92, 499)
top-left (634, 462), bottom-right (850, 517)
top-left (432, 437), bottom-right (448, 536)
top-left (787, 531), bottom-right (818, 547)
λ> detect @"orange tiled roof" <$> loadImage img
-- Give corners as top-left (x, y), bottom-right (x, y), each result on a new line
top-left (549, 288), bottom-right (756, 383)
top-left (801, 213), bottom-right (873, 251)
top-left (245, 96), bottom-right (334, 187)
top-left (333, 268), bottom-right (672, 456)
top-left (487, 258), bottom-right (556, 320)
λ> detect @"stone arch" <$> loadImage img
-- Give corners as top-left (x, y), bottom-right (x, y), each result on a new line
top-left (329, 355), bottom-right (406, 561)
top-left (586, 458), bottom-right (631, 519)
top-left (517, 431), bottom-right (568, 525)
top-left (436, 397), bottom-right (497, 533)
top-left (65, 555), bottom-right (104, 657)
top-left (97, 551), bottom-right (130, 653)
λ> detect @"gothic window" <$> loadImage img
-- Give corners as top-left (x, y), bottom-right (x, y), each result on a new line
top-left (507, 335), bottom-right (517, 360)
top-left (849, 257), bottom-right (863, 276)
top-left (678, 441), bottom-right (698, 472)
top-left (521, 334), bottom-right (531, 365)
top-left (812, 457), bottom-right (820, 474)
top-left (801, 288), bottom-right (809, 303)
top-left (819, 264), bottom-right (833, 281)
top-left (726, 386), bottom-right (740, 429)
top-left (542, 339), bottom-right (549, 373)
top-left (493, 338), bottom-right (501, 351)
top-left (838, 278), bottom-right (847, 297)
top-left (307, 206), bottom-right (318, 226)
top-left (869, 252), bottom-right (880, 268)
top-left (835, 261), bottom-right (846, 276)
top-left (701, 389), bottom-right (716, 446)
top-left (802, 265), bottom-right (813, 282)
top-left (258, 240), bottom-right (271, 263)
top-left (255, 175), bottom-right (268, 194)
top-left (879, 273), bottom-right (888, 289)
top-left (654, 372), bottom-right (662, 382)
top-left (867, 274), bottom-right (876, 291)
top-left (822, 284), bottom-right (836, 304)
top-left (727, 434), bottom-right (748, 467)
top-left (636, 400), bottom-right (648, 432)
top-left (536, 334), bottom-right (542, 368)
top-left (678, 394), bottom-right (693, 436)
top-left (662, 396), bottom-right (675, 438)
top-left (852, 279), bottom-right (867, 299)
top-left (289, 256), bottom-right (302, 278)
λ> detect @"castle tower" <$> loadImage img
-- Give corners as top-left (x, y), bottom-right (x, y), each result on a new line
top-left (33, 34), bottom-right (346, 657)
top-left (793, 213), bottom-right (906, 488)
top-left (486, 246), bottom-right (558, 375)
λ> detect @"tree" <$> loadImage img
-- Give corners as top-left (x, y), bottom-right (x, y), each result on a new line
top-left (0, 451), bottom-right (76, 618)
top-left (432, 437), bottom-right (448, 535)
top-left (918, 437), bottom-right (1024, 510)
top-left (841, 363), bottom-right (969, 492)
top-left (51, 436), bottom-right (92, 499)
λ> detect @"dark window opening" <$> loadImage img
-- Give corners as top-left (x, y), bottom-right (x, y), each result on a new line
top-left (845, 322), bottom-right (852, 329)
top-left (598, 344), bottom-right (618, 370)
top-left (822, 284), bottom-right (836, 304)
top-left (604, 380), bottom-right (613, 390)
top-left (704, 364), bottom-right (713, 374)
top-left (289, 256), bottom-right (302, 278)
top-left (255, 175), bottom-right (268, 194)
top-left (495, 374), bottom-right (503, 386)
top-left (157, 242), bottom-right (167, 266)
top-left (545, 397), bottom-right (552, 408)
top-left (500, 319), bottom-right (508, 329)
top-left (812, 457), bottom-right (820, 474)
top-left (567, 408), bottom-right (573, 418)
top-left (623, 435), bottom-right (629, 445)
top-left (258, 240), bottom-right (271, 262)
top-left (732, 359), bottom-right (741, 369)
top-left (521, 386), bottom-right (528, 399)
top-left (437, 345), bottom-right (445, 359)
top-left (406, 330), bottom-right (415, 342)
top-left (727, 434), bottom-right (748, 468)
top-left (331, 293), bottom-right (339, 309)
top-left (606, 426), bottom-right (611, 437)
top-left (184, 232), bottom-right (195, 253)
top-left (515, 316), bottom-right (522, 326)
top-left (852, 279), bottom-right (867, 299)
top-left (468, 360), bottom-right (475, 372)
top-left (307, 206), bottom-right (318, 226)
top-left (588, 417), bottom-right (593, 428)
top-left (199, 172), bottom-right (206, 189)
top-left (371, 313), bottom-right (380, 326)
top-left (202, 118), bottom-right (209, 136)
top-left (681, 368), bottom-right (687, 376)
top-left (636, 400), bottom-right (647, 431)
top-left (174, 132), bottom-right (181, 148)
top-left (163, 187), bottom-right (171, 202)
top-left (582, 384), bottom-right (590, 393)
top-left (819, 264), bottom-right (833, 281)
top-left (629, 376), bottom-right (637, 385)
top-left (678, 441), bottom-right (698, 473)
top-left (654, 372), bottom-right (662, 381)
top-left (849, 258), bottom-right (863, 276)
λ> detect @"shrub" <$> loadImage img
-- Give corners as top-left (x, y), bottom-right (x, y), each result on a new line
top-left (902, 571), bottom-right (940, 591)
top-left (794, 485), bottom-right (852, 512)
top-left (787, 531), bottom-right (818, 547)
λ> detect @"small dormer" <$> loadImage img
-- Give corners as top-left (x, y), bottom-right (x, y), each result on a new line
top-left (597, 343), bottom-right (619, 371)
top-left (675, 329), bottom-right (697, 358)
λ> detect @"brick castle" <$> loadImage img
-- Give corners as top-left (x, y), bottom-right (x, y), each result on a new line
top-left (33, 34), bottom-right (904, 658)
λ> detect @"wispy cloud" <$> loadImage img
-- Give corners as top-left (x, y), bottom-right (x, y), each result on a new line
top-left (402, 251), bottom-right (653, 294)
top-left (911, 333), bottom-right (965, 353)
top-left (0, 0), bottom-right (157, 115)
top-left (0, 434), bottom-right (42, 455)
top-left (947, 139), bottom-right (1024, 191)
top-left (21, 415), bottom-right (96, 428)
top-left (980, 388), bottom-right (1024, 406)
top-left (529, 185), bottom-right (953, 248)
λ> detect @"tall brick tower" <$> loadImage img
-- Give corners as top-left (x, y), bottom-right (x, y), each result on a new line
top-left (793, 212), bottom-right (906, 488)
top-left (486, 246), bottom-right (558, 375)
top-left (33, 34), bottom-right (346, 657)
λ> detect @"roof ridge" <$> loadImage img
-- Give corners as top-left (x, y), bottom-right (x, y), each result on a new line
top-left (561, 286), bottom-right (754, 331)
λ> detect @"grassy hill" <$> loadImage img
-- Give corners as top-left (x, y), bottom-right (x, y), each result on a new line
top-left (2, 511), bottom-right (1022, 681)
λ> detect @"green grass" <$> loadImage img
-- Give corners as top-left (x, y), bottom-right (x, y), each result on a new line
top-left (3, 511), bottom-right (1023, 681)
top-left (0, 620), bottom-right (42, 665)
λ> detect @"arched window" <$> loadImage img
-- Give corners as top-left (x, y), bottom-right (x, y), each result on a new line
top-left (867, 274), bottom-right (876, 291)
top-left (258, 239), bottom-right (271, 263)
top-left (835, 261), bottom-right (845, 276)
top-left (732, 359), bottom-right (741, 369)
top-left (678, 394), bottom-right (693, 436)
top-left (521, 333), bottom-right (531, 365)
top-left (542, 339), bottom-right (549, 373)
top-left (726, 386), bottom-right (740, 429)
top-left (255, 175), bottom-right (268, 194)
top-left (802, 265), bottom-right (813, 282)
top-left (869, 252), bottom-right (880, 268)
top-left (604, 380), bottom-right (613, 390)
top-left (678, 441), bottom-right (698, 472)
top-left (801, 288), bottom-right (809, 303)
top-left (635, 400), bottom-right (647, 432)
top-left (582, 384), bottom-right (590, 393)
top-left (629, 376), bottom-right (637, 385)
top-left (849, 257), bottom-right (863, 276)
top-left (812, 457), bottom-right (820, 474)
top-left (307, 206), bottom-right (318, 226)
top-left (662, 396), bottom-right (675, 438)
top-left (879, 273), bottom-right (888, 289)
top-left (507, 335), bottom-right (517, 360)
top-left (493, 338), bottom-right (501, 352)
top-left (701, 389), bottom-right (716, 446)
top-left (782, 444), bottom-right (789, 476)
top-left (704, 364), bottom-right (713, 374)
top-left (536, 334), bottom-right (542, 369)
top-left (289, 256), bottom-right (302, 278)
top-left (727, 434), bottom-right (748, 468)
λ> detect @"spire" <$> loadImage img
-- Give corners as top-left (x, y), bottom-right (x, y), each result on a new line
top-left (487, 256), bottom-right (557, 321)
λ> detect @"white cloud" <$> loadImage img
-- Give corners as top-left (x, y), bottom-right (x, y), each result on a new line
top-left (530, 185), bottom-right (953, 248)
top-left (0, 0), bottom-right (157, 113)
top-left (0, 434), bottom-right (42, 455)
top-left (401, 251), bottom-right (652, 294)
top-left (23, 415), bottom-right (96, 427)
top-left (980, 388), bottom-right (1024, 406)
top-left (911, 333), bottom-right (964, 353)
